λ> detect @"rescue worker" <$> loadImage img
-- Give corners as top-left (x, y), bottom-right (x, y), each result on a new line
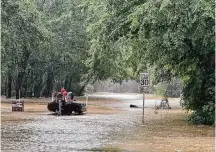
top-left (60, 87), bottom-right (68, 111)
top-left (60, 87), bottom-right (68, 103)
top-left (61, 87), bottom-right (68, 96)
top-left (67, 92), bottom-right (75, 102)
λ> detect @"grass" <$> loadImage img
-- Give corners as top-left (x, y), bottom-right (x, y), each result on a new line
top-left (114, 109), bottom-right (215, 152)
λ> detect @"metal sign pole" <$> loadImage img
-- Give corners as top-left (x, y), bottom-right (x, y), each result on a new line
top-left (59, 101), bottom-right (61, 116)
top-left (58, 98), bottom-right (62, 116)
top-left (140, 72), bottom-right (150, 124)
top-left (86, 94), bottom-right (88, 113)
top-left (142, 91), bottom-right (145, 124)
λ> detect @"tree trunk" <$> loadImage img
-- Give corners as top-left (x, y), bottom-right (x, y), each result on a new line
top-left (78, 77), bottom-right (91, 96)
top-left (15, 47), bottom-right (31, 99)
top-left (44, 68), bottom-right (54, 98)
top-left (7, 74), bottom-right (12, 98)
top-left (68, 76), bottom-right (73, 91)
top-left (28, 71), bottom-right (33, 98)
top-left (64, 75), bottom-right (69, 90)
top-left (34, 79), bottom-right (46, 98)
top-left (3, 78), bottom-right (7, 96)
top-left (34, 80), bottom-right (42, 98)
top-left (16, 71), bottom-right (25, 99)
top-left (78, 85), bottom-right (86, 96)
top-left (22, 76), bottom-right (28, 98)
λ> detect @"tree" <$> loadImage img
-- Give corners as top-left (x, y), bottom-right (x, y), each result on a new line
top-left (38, 0), bottom-right (89, 96)
top-left (2, 0), bottom-right (47, 98)
top-left (1, 0), bottom-right (90, 98)
top-left (84, 0), bottom-right (215, 125)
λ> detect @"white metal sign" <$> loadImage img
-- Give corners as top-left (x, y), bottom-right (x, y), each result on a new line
top-left (140, 73), bottom-right (150, 87)
top-left (140, 72), bottom-right (150, 124)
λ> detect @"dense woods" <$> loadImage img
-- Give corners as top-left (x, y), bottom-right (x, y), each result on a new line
top-left (2, 0), bottom-right (89, 97)
top-left (1, 0), bottom-right (214, 124)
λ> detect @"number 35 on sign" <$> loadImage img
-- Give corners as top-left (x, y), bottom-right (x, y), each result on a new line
top-left (140, 73), bottom-right (150, 86)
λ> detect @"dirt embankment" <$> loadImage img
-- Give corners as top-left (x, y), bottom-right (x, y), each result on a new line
top-left (113, 109), bottom-right (215, 152)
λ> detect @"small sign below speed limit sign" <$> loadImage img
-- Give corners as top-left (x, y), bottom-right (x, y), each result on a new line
top-left (140, 73), bottom-right (150, 87)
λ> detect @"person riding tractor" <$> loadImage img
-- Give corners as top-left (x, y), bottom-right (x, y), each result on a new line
top-left (47, 87), bottom-right (86, 115)
top-left (61, 87), bottom-right (68, 96)
top-left (60, 87), bottom-right (74, 102)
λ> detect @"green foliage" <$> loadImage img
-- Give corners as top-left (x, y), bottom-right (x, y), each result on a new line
top-left (2, 0), bottom-right (90, 97)
top-left (84, 0), bottom-right (215, 125)
top-left (2, 0), bottom-right (48, 97)
top-left (187, 102), bottom-right (215, 125)
top-left (154, 78), bottom-right (182, 98)
top-left (40, 0), bottom-right (89, 95)
top-left (154, 82), bottom-right (168, 97)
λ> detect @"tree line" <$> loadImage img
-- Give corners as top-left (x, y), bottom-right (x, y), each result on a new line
top-left (1, 0), bottom-right (214, 125)
top-left (2, 0), bottom-right (89, 98)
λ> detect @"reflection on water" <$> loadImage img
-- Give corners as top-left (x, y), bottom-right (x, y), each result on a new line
top-left (1, 112), bottom-right (138, 152)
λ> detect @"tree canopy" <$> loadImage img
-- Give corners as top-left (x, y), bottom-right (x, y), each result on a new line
top-left (83, 0), bottom-right (215, 124)
top-left (2, 0), bottom-right (89, 97)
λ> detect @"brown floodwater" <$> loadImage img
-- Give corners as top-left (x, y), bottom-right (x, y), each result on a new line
top-left (1, 93), bottom-right (184, 152)
top-left (2, 113), bottom-right (141, 151)
top-left (1, 94), bottom-right (143, 152)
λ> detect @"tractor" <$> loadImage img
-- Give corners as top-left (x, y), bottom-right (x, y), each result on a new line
top-left (47, 92), bottom-right (86, 115)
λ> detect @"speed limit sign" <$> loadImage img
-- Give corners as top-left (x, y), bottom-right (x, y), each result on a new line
top-left (140, 72), bottom-right (149, 124)
top-left (140, 73), bottom-right (150, 87)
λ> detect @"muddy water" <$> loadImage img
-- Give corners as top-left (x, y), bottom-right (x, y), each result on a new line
top-left (1, 103), bottom-right (139, 151)
top-left (89, 93), bottom-right (181, 109)
top-left (2, 93), bottom-right (180, 151)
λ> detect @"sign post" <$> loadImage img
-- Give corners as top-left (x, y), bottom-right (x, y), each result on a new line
top-left (140, 73), bottom-right (150, 124)
top-left (58, 99), bottom-right (62, 116)
top-left (142, 91), bottom-right (145, 123)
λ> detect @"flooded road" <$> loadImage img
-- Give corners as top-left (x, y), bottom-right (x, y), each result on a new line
top-left (1, 93), bottom-right (142, 152)
top-left (89, 92), bottom-right (181, 110)
top-left (2, 113), bottom-right (138, 151)
top-left (1, 93), bottom-right (182, 152)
